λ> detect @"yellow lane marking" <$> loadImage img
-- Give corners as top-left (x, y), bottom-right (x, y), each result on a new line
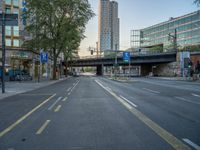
top-left (36, 120), bottom-right (51, 135)
top-left (54, 105), bottom-right (62, 112)
top-left (62, 97), bottom-right (68, 102)
top-left (95, 80), bottom-right (191, 150)
top-left (0, 94), bottom-right (56, 138)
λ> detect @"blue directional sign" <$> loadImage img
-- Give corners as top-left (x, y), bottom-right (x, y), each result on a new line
top-left (22, 1), bottom-right (27, 26)
top-left (40, 52), bottom-right (48, 63)
top-left (22, 1), bottom-right (27, 6)
top-left (123, 52), bottom-right (130, 63)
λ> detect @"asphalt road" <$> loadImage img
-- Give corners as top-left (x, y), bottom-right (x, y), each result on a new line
top-left (0, 76), bottom-right (199, 150)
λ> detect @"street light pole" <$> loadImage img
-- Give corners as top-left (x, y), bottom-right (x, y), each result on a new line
top-left (1, 12), bottom-right (6, 93)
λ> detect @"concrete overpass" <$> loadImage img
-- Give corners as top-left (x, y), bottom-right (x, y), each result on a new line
top-left (68, 51), bottom-right (177, 76)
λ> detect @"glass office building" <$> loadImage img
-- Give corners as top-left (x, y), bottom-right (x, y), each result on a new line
top-left (131, 10), bottom-right (200, 50)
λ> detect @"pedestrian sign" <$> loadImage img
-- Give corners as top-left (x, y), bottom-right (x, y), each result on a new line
top-left (123, 52), bottom-right (130, 63)
top-left (40, 52), bottom-right (48, 63)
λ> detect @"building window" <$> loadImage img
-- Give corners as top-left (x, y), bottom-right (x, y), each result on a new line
top-left (13, 39), bottom-right (20, 47)
top-left (5, 8), bottom-right (11, 14)
top-left (5, 0), bottom-right (11, 5)
top-left (13, 10), bottom-right (19, 14)
top-left (5, 26), bottom-right (12, 36)
top-left (6, 39), bottom-right (12, 46)
top-left (13, 26), bottom-right (19, 36)
top-left (13, 0), bottom-right (19, 7)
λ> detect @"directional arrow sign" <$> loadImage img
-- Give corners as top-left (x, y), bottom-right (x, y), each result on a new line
top-left (40, 52), bottom-right (48, 63)
top-left (123, 52), bottom-right (130, 63)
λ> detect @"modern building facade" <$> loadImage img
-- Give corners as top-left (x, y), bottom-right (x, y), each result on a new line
top-left (98, 0), bottom-right (120, 52)
top-left (0, 0), bottom-right (34, 80)
top-left (131, 10), bottom-right (200, 51)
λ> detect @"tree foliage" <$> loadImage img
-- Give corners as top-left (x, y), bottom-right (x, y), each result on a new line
top-left (180, 45), bottom-right (200, 52)
top-left (24, 0), bottom-right (94, 79)
top-left (149, 45), bottom-right (163, 52)
top-left (194, 0), bottom-right (200, 6)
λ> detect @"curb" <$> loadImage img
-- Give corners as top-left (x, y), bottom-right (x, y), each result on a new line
top-left (147, 77), bottom-right (200, 83)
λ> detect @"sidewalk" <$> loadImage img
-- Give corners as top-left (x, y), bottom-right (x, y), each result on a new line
top-left (0, 77), bottom-right (69, 100)
top-left (147, 76), bottom-right (200, 83)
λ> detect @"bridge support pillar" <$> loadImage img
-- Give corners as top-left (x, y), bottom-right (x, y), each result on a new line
top-left (96, 64), bottom-right (104, 76)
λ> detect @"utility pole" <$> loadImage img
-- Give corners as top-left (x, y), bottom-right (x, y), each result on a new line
top-left (1, 8), bottom-right (18, 93)
top-left (1, 12), bottom-right (5, 93)
top-left (174, 29), bottom-right (177, 52)
top-left (114, 44), bottom-right (118, 79)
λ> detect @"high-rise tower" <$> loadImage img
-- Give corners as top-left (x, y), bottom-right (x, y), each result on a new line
top-left (98, 0), bottom-right (119, 52)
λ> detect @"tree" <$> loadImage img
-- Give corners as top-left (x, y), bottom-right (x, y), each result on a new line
top-left (194, 0), bottom-right (200, 6)
top-left (149, 45), bottom-right (163, 52)
top-left (180, 45), bottom-right (200, 52)
top-left (24, 0), bottom-right (94, 79)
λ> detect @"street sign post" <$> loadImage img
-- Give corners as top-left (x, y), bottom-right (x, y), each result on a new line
top-left (123, 52), bottom-right (131, 78)
top-left (40, 52), bottom-right (48, 63)
top-left (123, 52), bottom-right (130, 63)
top-left (1, 13), bottom-right (18, 93)
top-left (22, 1), bottom-right (27, 26)
top-left (40, 52), bottom-right (48, 80)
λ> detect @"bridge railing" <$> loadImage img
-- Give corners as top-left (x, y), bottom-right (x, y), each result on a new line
top-left (77, 50), bottom-right (176, 60)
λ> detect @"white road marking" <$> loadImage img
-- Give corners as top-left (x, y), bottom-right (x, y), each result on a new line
top-left (62, 97), bottom-right (68, 101)
top-left (191, 93), bottom-right (200, 98)
top-left (95, 80), bottom-right (133, 110)
top-left (48, 97), bottom-right (62, 110)
top-left (71, 81), bottom-right (79, 92)
top-left (95, 79), bottom-right (191, 150)
top-left (36, 120), bottom-right (51, 135)
top-left (67, 88), bottom-right (71, 92)
top-left (106, 87), bottom-right (112, 91)
top-left (119, 95), bottom-right (137, 107)
top-left (0, 94), bottom-right (56, 138)
top-left (68, 81), bottom-right (80, 96)
top-left (175, 97), bottom-right (200, 105)
top-left (142, 88), bottom-right (160, 94)
top-left (183, 138), bottom-right (200, 150)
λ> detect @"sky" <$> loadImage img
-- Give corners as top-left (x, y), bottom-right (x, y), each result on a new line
top-left (79, 0), bottom-right (199, 56)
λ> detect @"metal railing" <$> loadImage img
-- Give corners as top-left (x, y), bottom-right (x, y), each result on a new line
top-left (77, 49), bottom-right (177, 60)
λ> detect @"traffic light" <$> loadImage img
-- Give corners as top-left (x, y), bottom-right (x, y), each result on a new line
top-left (91, 50), bottom-right (93, 55)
